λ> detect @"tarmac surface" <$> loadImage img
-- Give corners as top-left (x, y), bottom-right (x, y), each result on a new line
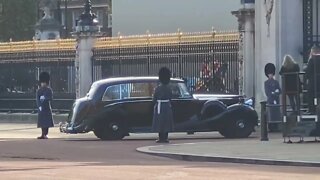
top-left (0, 123), bottom-right (320, 179)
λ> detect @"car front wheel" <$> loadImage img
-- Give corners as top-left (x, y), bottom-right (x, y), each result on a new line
top-left (219, 118), bottom-right (255, 138)
top-left (94, 120), bottom-right (126, 140)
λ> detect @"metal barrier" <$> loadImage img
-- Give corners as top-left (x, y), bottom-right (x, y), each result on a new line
top-left (266, 104), bottom-right (282, 132)
top-left (260, 101), bottom-right (282, 141)
top-left (0, 93), bottom-right (74, 113)
top-left (281, 72), bottom-right (320, 142)
top-left (0, 98), bottom-right (73, 113)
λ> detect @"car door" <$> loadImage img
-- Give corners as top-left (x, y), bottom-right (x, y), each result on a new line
top-left (99, 82), bottom-right (154, 132)
top-left (170, 82), bottom-right (203, 131)
top-left (119, 81), bottom-right (156, 131)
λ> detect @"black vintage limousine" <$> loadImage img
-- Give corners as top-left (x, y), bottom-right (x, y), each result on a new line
top-left (60, 77), bottom-right (258, 140)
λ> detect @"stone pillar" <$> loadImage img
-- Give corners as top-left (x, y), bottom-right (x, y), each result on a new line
top-left (232, 1), bottom-right (255, 97)
top-left (277, 0), bottom-right (303, 64)
top-left (254, 0), bottom-right (303, 112)
top-left (76, 37), bottom-right (95, 98)
top-left (73, 0), bottom-right (101, 99)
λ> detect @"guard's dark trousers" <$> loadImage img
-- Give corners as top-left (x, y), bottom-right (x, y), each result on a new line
top-left (158, 133), bottom-right (168, 141)
top-left (42, 128), bottom-right (49, 137)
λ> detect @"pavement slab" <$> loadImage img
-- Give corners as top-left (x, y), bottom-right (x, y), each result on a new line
top-left (137, 139), bottom-right (320, 167)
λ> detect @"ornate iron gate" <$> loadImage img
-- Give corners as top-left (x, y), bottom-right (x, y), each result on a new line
top-left (0, 31), bottom-right (240, 112)
top-left (93, 31), bottom-right (239, 94)
top-left (303, 0), bottom-right (320, 62)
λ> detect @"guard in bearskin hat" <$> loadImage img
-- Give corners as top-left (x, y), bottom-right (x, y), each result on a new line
top-left (152, 67), bottom-right (174, 143)
top-left (36, 72), bottom-right (54, 139)
top-left (264, 63), bottom-right (281, 105)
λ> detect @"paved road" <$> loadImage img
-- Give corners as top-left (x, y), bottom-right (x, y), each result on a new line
top-left (0, 124), bottom-right (319, 180)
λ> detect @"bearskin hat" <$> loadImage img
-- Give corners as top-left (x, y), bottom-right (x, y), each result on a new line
top-left (264, 63), bottom-right (276, 77)
top-left (158, 67), bottom-right (171, 85)
top-left (39, 72), bottom-right (50, 84)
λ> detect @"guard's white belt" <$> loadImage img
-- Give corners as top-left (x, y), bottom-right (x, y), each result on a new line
top-left (157, 100), bottom-right (170, 114)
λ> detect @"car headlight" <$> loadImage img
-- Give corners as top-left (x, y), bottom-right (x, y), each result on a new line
top-left (244, 97), bottom-right (255, 108)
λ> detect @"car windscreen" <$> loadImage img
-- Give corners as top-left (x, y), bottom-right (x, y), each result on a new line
top-left (171, 82), bottom-right (192, 98)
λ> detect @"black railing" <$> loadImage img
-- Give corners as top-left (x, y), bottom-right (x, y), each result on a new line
top-left (0, 32), bottom-right (240, 111)
top-left (0, 93), bottom-right (75, 113)
top-left (303, 0), bottom-right (320, 62)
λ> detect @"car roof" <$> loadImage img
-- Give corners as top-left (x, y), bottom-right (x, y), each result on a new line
top-left (94, 76), bottom-right (184, 86)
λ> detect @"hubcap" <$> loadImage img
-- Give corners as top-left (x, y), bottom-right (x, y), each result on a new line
top-left (111, 124), bottom-right (119, 131)
top-left (237, 121), bottom-right (245, 129)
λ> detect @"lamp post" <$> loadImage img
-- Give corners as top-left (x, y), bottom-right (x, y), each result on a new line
top-left (0, 3), bottom-right (3, 15)
top-left (57, 0), bottom-right (62, 24)
top-left (0, 3), bottom-right (3, 24)
top-left (73, 0), bottom-right (101, 99)
top-left (64, 0), bottom-right (68, 38)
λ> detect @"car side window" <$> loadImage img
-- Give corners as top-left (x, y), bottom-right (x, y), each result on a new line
top-left (129, 82), bottom-right (157, 98)
top-left (102, 82), bottom-right (157, 101)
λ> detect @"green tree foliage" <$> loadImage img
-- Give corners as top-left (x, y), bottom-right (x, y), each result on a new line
top-left (0, 0), bottom-right (37, 42)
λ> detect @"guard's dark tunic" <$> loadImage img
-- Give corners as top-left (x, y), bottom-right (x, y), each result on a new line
top-left (264, 78), bottom-right (281, 105)
top-left (36, 87), bottom-right (54, 128)
top-left (152, 84), bottom-right (174, 133)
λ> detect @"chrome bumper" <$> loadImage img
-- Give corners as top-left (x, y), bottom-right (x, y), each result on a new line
top-left (59, 122), bottom-right (80, 134)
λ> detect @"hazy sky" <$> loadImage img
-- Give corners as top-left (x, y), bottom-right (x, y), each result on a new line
top-left (113, 0), bottom-right (241, 36)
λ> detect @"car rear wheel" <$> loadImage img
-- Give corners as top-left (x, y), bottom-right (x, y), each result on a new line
top-left (94, 120), bottom-right (126, 140)
top-left (219, 118), bottom-right (255, 138)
